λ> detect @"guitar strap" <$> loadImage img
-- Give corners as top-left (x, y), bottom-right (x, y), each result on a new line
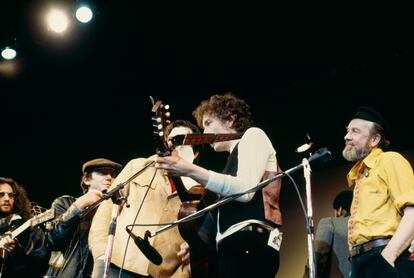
top-left (0, 214), bottom-right (23, 236)
top-left (167, 177), bottom-right (177, 193)
top-left (0, 216), bottom-right (13, 235)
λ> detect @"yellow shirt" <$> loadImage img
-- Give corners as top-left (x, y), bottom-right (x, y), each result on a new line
top-left (347, 148), bottom-right (414, 249)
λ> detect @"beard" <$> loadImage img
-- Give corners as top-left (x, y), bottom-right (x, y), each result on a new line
top-left (342, 142), bottom-right (371, 162)
top-left (0, 207), bottom-right (12, 218)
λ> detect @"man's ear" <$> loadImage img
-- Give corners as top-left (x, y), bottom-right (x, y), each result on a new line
top-left (334, 207), bottom-right (344, 217)
top-left (83, 174), bottom-right (92, 186)
top-left (226, 115), bottom-right (236, 129)
top-left (370, 133), bottom-right (381, 148)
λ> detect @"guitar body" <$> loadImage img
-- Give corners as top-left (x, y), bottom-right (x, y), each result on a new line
top-left (177, 186), bottom-right (220, 278)
top-left (0, 208), bottom-right (55, 276)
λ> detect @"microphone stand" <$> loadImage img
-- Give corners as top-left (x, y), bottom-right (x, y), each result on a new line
top-left (78, 160), bottom-right (155, 276)
top-left (303, 158), bottom-right (316, 278)
top-left (145, 148), bottom-right (330, 240)
top-left (79, 161), bottom-right (155, 218)
top-left (103, 191), bottom-right (127, 278)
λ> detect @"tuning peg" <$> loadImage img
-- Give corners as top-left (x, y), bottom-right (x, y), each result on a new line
top-left (164, 104), bottom-right (170, 110)
top-left (152, 123), bottom-right (162, 129)
top-left (165, 112), bottom-right (170, 118)
top-left (151, 117), bottom-right (162, 123)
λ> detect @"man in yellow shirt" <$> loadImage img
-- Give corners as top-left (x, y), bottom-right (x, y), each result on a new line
top-left (343, 106), bottom-right (414, 277)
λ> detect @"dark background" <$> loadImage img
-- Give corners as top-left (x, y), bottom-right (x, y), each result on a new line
top-left (2, 2), bottom-right (414, 277)
top-left (1, 2), bottom-right (413, 213)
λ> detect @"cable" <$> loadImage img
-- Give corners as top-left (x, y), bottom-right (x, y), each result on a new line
top-left (121, 166), bottom-right (315, 276)
top-left (117, 167), bottom-right (158, 278)
top-left (283, 172), bottom-right (312, 235)
top-left (125, 171), bottom-right (310, 234)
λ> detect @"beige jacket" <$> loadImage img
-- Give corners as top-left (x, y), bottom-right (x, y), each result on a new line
top-left (88, 156), bottom-right (190, 278)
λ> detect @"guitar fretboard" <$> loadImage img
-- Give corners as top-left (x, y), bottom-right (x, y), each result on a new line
top-left (11, 221), bottom-right (30, 238)
top-left (9, 209), bottom-right (55, 239)
top-left (174, 133), bottom-right (243, 146)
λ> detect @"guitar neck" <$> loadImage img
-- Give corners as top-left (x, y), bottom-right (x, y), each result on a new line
top-left (174, 133), bottom-right (243, 146)
top-left (11, 220), bottom-right (30, 239)
top-left (8, 209), bottom-right (55, 239)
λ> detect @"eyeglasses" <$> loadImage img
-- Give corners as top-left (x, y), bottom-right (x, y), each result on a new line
top-left (0, 192), bottom-right (16, 198)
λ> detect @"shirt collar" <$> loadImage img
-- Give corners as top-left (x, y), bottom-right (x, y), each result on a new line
top-left (347, 148), bottom-right (383, 187)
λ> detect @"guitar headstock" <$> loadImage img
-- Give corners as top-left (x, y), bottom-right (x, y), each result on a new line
top-left (30, 208), bottom-right (55, 227)
top-left (151, 99), bottom-right (172, 157)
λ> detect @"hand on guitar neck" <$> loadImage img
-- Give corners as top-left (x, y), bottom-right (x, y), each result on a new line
top-left (151, 99), bottom-right (220, 278)
top-left (156, 153), bottom-right (209, 187)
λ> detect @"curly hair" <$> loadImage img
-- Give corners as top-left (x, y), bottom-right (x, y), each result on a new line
top-left (0, 177), bottom-right (33, 220)
top-left (192, 93), bottom-right (253, 132)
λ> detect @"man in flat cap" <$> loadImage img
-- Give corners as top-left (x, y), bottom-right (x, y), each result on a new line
top-left (44, 158), bottom-right (122, 278)
top-left (343, 106), bottom-right (414, 277)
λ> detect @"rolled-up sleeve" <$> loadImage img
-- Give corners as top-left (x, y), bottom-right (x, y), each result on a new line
top-left (383, 153), bottom-right (414, 214)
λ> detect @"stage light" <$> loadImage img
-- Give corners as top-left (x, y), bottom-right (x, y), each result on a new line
top-left (296, 133), bottom-right (314, 153)
top-left (46, 9), bottom-right (70, 33)
top-left (75, 6), bottom-right (93, 23)
top-left (296, 142), bottom-right (314, 153)
top-left (1, 47), bottom-right (17, 60)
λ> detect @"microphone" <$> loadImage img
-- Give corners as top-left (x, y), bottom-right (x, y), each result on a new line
top-left (125, 228), bottom-right (162, 265)
top-left (308, 147), bottom-right (331, 164)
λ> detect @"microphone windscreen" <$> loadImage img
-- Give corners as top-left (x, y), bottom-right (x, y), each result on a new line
top-left (135, 236), bottom-right (163, 265)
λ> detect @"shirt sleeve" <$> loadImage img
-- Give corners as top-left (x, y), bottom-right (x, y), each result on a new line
top-left (47, 196), bottom-right (80, 251)
top-left (382, 152), bottom-right (414, 214)
top-left (206, 127), bottom-right (277, 202)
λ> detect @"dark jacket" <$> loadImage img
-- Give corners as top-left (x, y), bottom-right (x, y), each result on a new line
top-left (0, 215), bottom-right (48, 278)
top-left (45, 195), bottom-right (94, 278)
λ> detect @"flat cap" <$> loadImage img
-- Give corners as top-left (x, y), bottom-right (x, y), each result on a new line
top-left (352, 106), bottom-right (390, 137)
top-left (82, 158), bottom-right (123, 174)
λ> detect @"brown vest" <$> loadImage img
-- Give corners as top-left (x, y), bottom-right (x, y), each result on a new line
top-left (262, 165), bottom-right (283, 226)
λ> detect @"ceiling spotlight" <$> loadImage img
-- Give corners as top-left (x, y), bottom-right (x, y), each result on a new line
top-left (296, 142), bottom-right (314, 153)
top-left (295, 133), bottom-right (314, 153)
top-left (1, 47), bottom-right (17, 60)
top-left (75, 6), bottom-right (93, 23)
top-left (46, 9), bottom-right (70, 33)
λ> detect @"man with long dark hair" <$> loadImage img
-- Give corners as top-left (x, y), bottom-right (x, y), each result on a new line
top-left (0, 177), bottom-right (48, 277)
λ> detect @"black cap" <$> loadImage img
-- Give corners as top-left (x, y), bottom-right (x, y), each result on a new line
top-left (352, 106), bottom-right (390, 137)
top-left (82, 158), bottom-right (122, 174)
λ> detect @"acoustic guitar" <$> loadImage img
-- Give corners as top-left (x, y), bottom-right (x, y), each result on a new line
top-left (0, 208), bottom-right (55, 276)
top-left (151, 99), bottom-right (225, 278)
